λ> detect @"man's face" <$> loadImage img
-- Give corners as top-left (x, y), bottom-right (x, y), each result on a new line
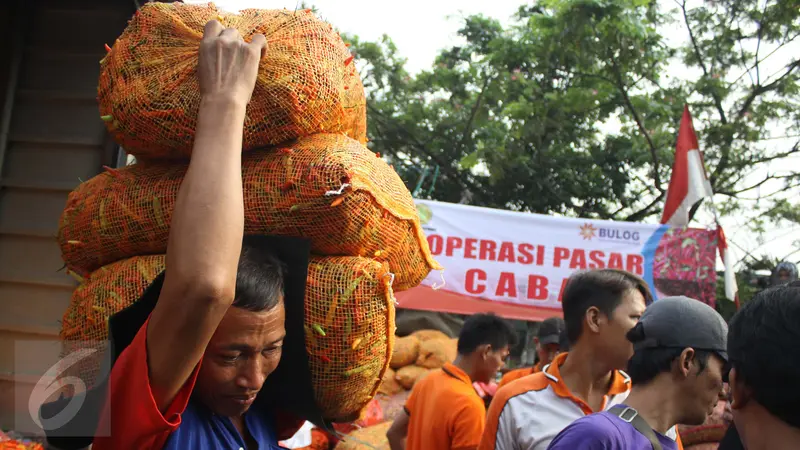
top-left (778, 269), bottom-right (791, 283)
top-left (535, 338), bottom-right (561, 367)
top-left (681, 353), bottom-right (726, 425)
top-left (195, 302), bottom-right (286, 417)
top-left (596, 289), bottom-right (646, 370)
top-left (476, 345), bottom-right (510, 384)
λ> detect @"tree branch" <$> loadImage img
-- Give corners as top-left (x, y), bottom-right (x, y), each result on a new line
top-left (736, 59), bottom-right (800, 121)
top-left (459, 73), bottom-right (491, 151)
top-left (624, 191), bottom-right (666, 222)
top-left (680, 0), bottom-right (729, 125)
top-left (367, 103), bottom-right (485, 195)
top-left (607, 51), bottom-right (663, 191)
top-left (715, 173), bottom-right (793, 196)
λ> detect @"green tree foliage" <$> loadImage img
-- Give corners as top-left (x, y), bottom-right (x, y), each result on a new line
top-left (344, 0), bottom-right (800, 222)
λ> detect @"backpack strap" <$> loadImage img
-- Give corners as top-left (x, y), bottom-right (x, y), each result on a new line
top-left (608, 405), bottom-right (663, 450)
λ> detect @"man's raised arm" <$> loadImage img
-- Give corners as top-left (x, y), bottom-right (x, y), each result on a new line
top-left (145, 21), bottom-right (267, 412)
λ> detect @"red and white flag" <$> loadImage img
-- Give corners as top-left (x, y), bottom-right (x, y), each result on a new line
top-left (661, 105), bottom-right (714, 226)
top-left (661, 105), bottom-right (738, 303)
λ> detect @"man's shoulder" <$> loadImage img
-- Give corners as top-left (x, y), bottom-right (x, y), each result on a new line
top-left (493, 370), bottom-right (550, 405)
top-left (548, 413), bottom-right (625, 449)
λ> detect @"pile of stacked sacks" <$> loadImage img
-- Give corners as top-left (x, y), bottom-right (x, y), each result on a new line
top-left (56, 2), bottom-right (439, 424)
top-left (381, 330), bottom-right (458, 395)
top-left (316, 330), bottom-right (456, 449)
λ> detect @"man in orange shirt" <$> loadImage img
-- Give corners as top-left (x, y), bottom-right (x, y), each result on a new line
top-left (480, 269), bottom-right (684, 450)
top-left (386, 313), bottom-right (518, 450)
top-left (498, 317), bottom-right (566, 389)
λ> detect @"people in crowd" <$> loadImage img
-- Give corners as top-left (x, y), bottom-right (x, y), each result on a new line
top-left (386, 313), bottom-right (518, 450)
top-left (719, 260), bottom-right (799, 449)
top-left (548, 296), bottom-right (728, 449)
top-left (498, 317), bottom-right (566, 389)
top-left (723, 282), bottom-right (800, 450)
top-left (480, 269), bottom-right (684, 450)
top-left (769, 261), bottom-right (797, 286)
top-left (91, 21), bottom-right (291, 449)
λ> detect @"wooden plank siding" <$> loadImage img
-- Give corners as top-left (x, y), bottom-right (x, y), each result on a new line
top-left (0, 0), bottom-right (134, 432)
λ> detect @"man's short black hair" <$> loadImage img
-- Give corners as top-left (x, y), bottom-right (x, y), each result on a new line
top-left (457, 313), bottom-right (518, 355)
top-left (728, 282), bottom-right (800, 428)
top-left (561, 269), bottom-right (652, 344)
top-left (232, 244), bottom-right (285, 312)
top-left (625, 346), bottom-right (713, 386)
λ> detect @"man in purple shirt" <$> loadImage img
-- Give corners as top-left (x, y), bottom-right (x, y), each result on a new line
top-left (548, 296), bottom-right (729, 450)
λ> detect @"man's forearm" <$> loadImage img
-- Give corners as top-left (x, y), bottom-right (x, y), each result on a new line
top-left (165, 95), bottom-right (246, 294)
top-left (387, 434), bottom-right (405, 450)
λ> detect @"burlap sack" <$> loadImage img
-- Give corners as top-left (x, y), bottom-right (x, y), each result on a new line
top-left (394, 365), bottom-right (431, 390)
top-left (334, 422), bottom-right (391, 450)
top-left (377, 368), bottom-right (403, 396)
top-left (410, 329), bottom-right (450, 342)
top-left (98, 2), bottom-right (366, 159)
top-left (60, 254), bottom-right (395, 420)
top-left (416, 337), bottom-right (457, 369)
top-left (58, 134), bottom-right (440, 291)
top-left (389, 335), bottom-right (420, 369)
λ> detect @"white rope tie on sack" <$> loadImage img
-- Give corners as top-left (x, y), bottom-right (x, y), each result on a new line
top-left (383, 272), bottom-right (398, 305)
top-left (431, 270), bottom-right (446, 290)
top-left (324, 183), bottom-right (351, 196)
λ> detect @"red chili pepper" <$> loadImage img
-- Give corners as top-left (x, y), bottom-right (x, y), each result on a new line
top-left (104, 43), bottom-right (112, 53)
top-left (344, 55), bottom-right (354, 66)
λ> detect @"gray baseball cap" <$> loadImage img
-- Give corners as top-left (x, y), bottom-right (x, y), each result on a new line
top-left (537, 317), bottom-right (566, 346)
top-left (630, 296), bottom-right (728, 362)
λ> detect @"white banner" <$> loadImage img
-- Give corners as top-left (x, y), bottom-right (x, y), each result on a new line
top-left (416, 200), bottom-right (719, 311)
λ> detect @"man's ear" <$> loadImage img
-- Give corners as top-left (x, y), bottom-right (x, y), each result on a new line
top-left (477, 343), bottom-right (492, 360)
top-left (677, 347), bottom-right (696, 377)
top-left (585, 306), bottom-right (603, 334)
top-left (729, 368), bottom-right (750, 410)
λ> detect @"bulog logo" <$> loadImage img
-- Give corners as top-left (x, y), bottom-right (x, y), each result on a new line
top-left (580, 223), bottom-right (641, 242)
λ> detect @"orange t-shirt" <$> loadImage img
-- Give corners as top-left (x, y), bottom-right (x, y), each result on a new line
top-left (497, 362), bottom-right (542, 389)
top-left (404, 362), bottom-right (486, 450)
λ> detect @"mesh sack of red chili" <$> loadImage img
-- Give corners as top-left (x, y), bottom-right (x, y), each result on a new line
top-left (58, 134), bottom-right (440, 291)
top-left (60, 254), bottom-right (396, 420)
top-left (98, 2), bottom-right (366, 160)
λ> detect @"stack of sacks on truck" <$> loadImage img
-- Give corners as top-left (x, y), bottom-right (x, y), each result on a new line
top-left (55, 2), bottom-right (440, 424)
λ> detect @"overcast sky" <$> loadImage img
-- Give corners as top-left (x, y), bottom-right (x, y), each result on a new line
top-left (192, 0), bottom-right (800, 273)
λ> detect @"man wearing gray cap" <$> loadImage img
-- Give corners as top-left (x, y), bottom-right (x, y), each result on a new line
top-left (548, 296), bottom-right (728, 450)
top-left (498, 317), bottom-right (566, 388)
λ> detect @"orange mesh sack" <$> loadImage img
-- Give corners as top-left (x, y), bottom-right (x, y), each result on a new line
top-left (333, 422), bottom-right (391, 450)
top-left (98, 2), bottom-right (366, 159)
top-left (58, 134), bottom-right (440, 291)
top-left (60, 254), bottom-right (395, 420)
top-left (416, 338), bottom-right (457, 369)
top-left (389, 335), bottom-right (420, 369)
top-left (394, 365), bottom-right (431, 390)
top-left (304, 256), bottom-right (395, 420)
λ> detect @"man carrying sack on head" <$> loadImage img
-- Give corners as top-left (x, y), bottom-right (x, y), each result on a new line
top-left (91, 20), bottom-right (285, 449)
top-left (41, 20), bottom-right (317, 450)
